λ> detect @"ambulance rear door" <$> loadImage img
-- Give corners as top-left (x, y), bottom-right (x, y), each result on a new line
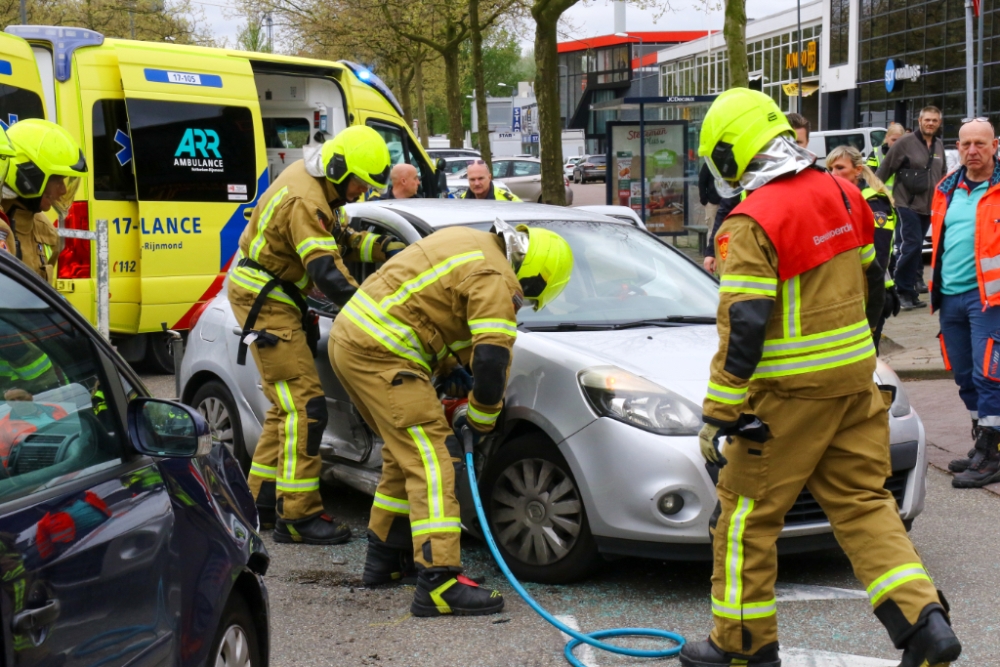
top-left (0, 31), bottom-right (47, 126)
top-left (113, 42), bottom-right (267, 332)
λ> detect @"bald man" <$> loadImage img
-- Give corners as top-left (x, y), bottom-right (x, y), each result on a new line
top-left (381, 163), bottom-right (421, 199)
top-left (461, 161), bottom-right (521, 201)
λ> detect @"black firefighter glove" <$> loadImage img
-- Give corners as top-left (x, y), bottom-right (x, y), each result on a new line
top-left (699, 413), bottom-right (773, 470)
top-left (883, 284), bottom-right (901, 319)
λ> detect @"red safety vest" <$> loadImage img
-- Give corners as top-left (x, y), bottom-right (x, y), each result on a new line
top-left (730, 168), bottom-right (874, 280)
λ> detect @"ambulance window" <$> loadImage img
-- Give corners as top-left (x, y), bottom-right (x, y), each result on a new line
top-left (126, 100), bottom-right (257, 203)
top-left (262, 118), bottom-right (311, 149)
top-left (0, 85), bottom-right (45, 128)
top-left (92, 100), bottom-right (137, 200)
top-left (367, 122), bottom-right (408, 166)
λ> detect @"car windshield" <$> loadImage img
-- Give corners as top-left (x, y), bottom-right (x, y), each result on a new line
top-left (464, 220), bottom-right (718, 329)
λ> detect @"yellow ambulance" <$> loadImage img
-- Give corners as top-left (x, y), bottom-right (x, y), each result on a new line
top-left (0, 26), bottom-right (442, 371)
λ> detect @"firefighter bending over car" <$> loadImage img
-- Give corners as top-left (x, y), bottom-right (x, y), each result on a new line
top-left (679, 89), bottom-right (961, 667)
top-left (230, 125), bottom-right (405, 544)
top-left (329, 218), bottom-right (572, 616)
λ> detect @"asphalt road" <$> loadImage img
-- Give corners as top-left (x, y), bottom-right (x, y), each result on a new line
top-left (139, 366), bottom-right (996, 667)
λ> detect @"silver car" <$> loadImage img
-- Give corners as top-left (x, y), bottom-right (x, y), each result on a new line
top-left (179, 200), bottom-right (927, 583)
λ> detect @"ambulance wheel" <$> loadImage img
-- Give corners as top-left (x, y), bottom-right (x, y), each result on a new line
top-left (210, 591), bottom-right (261, 667)
top-left (193, 381), bottom-right (251, 473)
top-left (481, 434), bottom-right (601, 584)
top-left (144, 332), bottom-right (175, 375)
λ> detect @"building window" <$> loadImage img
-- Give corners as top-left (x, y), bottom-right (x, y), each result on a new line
top-left (830, 0), bottom-right (850, 66)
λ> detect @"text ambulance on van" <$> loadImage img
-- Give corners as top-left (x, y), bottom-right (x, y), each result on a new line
top-left (0, 26), bottom-right (442, 372)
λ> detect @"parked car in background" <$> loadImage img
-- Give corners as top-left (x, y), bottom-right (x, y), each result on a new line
top-left (180, 199), bottom-right (926, 585)
top-left (426, 147), bottom-right (481, 160)
top-left (808, 128), bottom-right (887, 159)
top-left (573, 154), bottom-right (607, 183)
top-left (491, 156), bottom-right (574, 204)
top-left (0, 252), bottom-right (269, 667)
top-left (564, 156), bottom-right (583, 178)
top-left (442, 156), bottom-right (480, 179)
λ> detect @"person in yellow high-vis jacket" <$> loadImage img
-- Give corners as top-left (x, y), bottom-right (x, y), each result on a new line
top-left (229, 125), bottom-right (400, 544)
top-left (330, 219), bottom-right (572, 616)
top-left (679, 89), bottom-right (960, 667)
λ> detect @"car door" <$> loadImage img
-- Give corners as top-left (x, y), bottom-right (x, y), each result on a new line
top-left (502, 160), bottom-right (542, 201)
top-left (0, 264), bottom-right (179, 667)
top-left (113, 43), bottom-right (268, 333)
top-left (308, 207), bottom-right (421, 464)
top-left (0, 32), bottom-right (47, 127)
top-left (492, 160), bottom-right (511, 180)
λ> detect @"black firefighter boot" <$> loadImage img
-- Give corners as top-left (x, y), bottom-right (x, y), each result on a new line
top-left (363, 517), bottom-right (416, 586)
top-left (948, 419), bottom-right (981, 473)
top-left (679, 639), bottom-right (780, 667)
top-left (877, 596), bottom-right (961, 667)
top-left (410, 567), bottom-right (505, 617)
top-left (255, 480), bottom-right (277, 530)
top-left (952, 426), bottom-right (1000, 488)
top-left (274, 511), bottom-right (351, 545)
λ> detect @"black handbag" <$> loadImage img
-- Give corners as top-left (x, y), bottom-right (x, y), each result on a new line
top-left (897, 156), bottom-right (930, 194)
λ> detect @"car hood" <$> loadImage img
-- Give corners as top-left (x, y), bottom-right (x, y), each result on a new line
top-left (528, 325), bottom-right (718, 404)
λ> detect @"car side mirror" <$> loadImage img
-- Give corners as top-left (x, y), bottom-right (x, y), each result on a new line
top-left (436, 159), bottom-right (449, 198)
top-left (127, 398), bottom-right (212, 458)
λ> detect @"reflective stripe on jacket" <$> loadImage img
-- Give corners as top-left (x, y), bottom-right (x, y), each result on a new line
top-left (929, 160), bottom-right (1000, 313)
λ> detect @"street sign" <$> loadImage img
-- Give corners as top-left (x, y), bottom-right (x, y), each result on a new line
top-left (529, 134), bottom-right (539, 143)
top-left (512, 107), bottom-right (522, 132)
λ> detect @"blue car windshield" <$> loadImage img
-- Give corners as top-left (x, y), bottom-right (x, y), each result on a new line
top-left (463, 220), bottom-right (719, 328)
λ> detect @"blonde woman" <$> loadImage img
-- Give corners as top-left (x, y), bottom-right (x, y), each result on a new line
top-left (867, 122), bottom-right (906, 187)
top-left (827, 145), bottom-right (900, 351)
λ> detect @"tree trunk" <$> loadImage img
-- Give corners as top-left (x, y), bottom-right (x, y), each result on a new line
top-left (414, 56), bottom-right (430, 148)
top-left (724, 0), bottom-right (748, 88)
top-left (397, 63), bottom-right (414, 127)
top-left (469, 0), bottom-right (492, 169)
top-left (443, 46), bottom-right (464, 148)
top-left (534, 16), bottom-right (566, 205)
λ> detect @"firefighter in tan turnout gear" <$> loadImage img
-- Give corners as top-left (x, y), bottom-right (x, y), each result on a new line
top-left (229, 125), bottom-right (403, 544)
top-left (679, 89), bottom-right (962, 667)
top-left (330, 219), bottom-right (573, 616)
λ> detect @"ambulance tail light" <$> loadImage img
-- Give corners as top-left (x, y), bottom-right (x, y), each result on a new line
top-left (58, 201), bottom-right (91, 280)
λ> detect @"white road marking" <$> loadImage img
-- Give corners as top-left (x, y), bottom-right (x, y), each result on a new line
top-left (775, 583), bottom-right (870, 602)
top-left (554, 614), bottom-right (599, 667)
top-left (782, 647), bottom-right (897, 666)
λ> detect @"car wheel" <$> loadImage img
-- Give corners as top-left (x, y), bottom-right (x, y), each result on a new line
top-left (210, 591), bottom-right (260, 667)
top-left (144, 332), bottom-right (175, 374)
top-left (482, 433), bottom-right (601, 584)
top-left (192, 380), bottom-right (250, 473)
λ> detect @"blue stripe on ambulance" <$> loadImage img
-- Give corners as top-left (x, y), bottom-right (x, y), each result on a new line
top-left (0, 60), bottom-right (12, 76)
top-left (219, 170), bottom-right (269, 270)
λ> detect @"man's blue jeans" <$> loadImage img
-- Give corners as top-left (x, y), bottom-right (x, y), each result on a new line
top-left (939, 289), bottom-right (1000, 427)
top-left (895, 207), bottom-right (930, 298)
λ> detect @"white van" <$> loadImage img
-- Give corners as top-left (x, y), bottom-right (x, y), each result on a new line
top-left (808, 128), bottom-right (887, 160)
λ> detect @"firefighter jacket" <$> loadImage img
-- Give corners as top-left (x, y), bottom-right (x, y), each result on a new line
top-left (704, 168), bottom-right (881, 426)
top-left (333, 226), bottom-right (522, 432)
top-left (461, 182), bottom-right (522, 202)
top-left (862, 185), bottom-right (897, 287)
top-left (1, 200), bottom-right (59, 281)
top-left (929, 159), bottom-right (1000, 313)
top-left (231, 160), bottom-right (392, 308)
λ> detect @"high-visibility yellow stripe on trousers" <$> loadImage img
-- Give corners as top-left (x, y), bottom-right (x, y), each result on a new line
top-left (867, 563), bottom-right (932, 606)
top-left (714, 496), bottom-right (775, 620)
top-left (406, 425), bottom-right (460, 536)
top-left (272, 381), bottom-right (318, 493)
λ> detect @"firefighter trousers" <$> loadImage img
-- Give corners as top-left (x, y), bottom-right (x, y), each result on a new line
top-left (329, 338), bottom-right (462, 569)
top-left (230, 284), bottom-right (325, 520)
top-left (710, 383), bottom-right (939, 654)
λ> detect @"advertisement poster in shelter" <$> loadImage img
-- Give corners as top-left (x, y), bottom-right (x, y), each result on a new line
top-left (607, 121), bottom-right (687, 235)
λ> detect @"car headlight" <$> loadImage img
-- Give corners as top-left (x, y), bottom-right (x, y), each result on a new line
top-left (578, 366), bottom-right (702, 435)
top-left (874, 367), bottom-right (912, 417)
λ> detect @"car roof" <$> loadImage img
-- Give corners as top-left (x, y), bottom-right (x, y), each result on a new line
top-left (353, 200), bottom-right (631, 229)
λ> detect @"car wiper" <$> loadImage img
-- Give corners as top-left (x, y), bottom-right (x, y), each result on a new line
top-left (521, 317), bottom-right (716, 332)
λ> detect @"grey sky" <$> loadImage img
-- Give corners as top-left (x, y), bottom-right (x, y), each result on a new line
top-left (198, 0), bottom-right (802, 53)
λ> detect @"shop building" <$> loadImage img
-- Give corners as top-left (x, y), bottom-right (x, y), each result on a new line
top-left (558, 31), bottom-right (709, 154)
top-left (657, 1), bottom-right (824, 130)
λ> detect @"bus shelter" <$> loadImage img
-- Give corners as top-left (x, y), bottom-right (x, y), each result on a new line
top-left (592, 95), bottom-right (717, 236)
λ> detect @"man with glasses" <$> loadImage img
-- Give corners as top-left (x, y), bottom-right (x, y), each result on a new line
top-left (462, 160), bottom-right (521, 201)
top-left (876, 106), bottom-right (946, 309)
top-left (931, 118), bottom-right (1000, 488)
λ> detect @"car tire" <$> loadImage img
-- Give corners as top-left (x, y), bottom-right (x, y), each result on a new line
top-left (192, 380), bottom-right (251, 473)
top-left (481, 433), bottom-right (601, 584)
top-left (144, 332), bottom-right (175, 374)
top-left (209, 591), bottom-right (261, 667)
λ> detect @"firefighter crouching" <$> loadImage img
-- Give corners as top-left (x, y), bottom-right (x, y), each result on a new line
top-left (229, 125), bottom-right (400, 544)
top-left (679, 88), bottom-right (961, 667)
top-left (329, 219), bottom-right (572, 616)
top-left (1, 119), bottom-right (87, 281)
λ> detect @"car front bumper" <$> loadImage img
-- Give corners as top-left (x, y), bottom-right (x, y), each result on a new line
top-left (558, 413), bottom-right (927, 558)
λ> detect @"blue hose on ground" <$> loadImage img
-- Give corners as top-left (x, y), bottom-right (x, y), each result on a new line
top-left (463, 433), bottom-right (686, 666)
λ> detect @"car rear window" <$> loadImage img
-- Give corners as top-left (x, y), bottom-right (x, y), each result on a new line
top-left (825, 133), bottom-right (865, 155)
top-left (126, 99), bottom-right (258, 203)
top-left (589, 155), bottom-right (606, 164)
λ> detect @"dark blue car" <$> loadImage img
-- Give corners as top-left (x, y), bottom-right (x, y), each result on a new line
top-left (0, 251), bottom-right (269, 666)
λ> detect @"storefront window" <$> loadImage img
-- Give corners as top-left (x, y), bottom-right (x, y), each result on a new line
top-left (830, 0), bottom-right (850, 66)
